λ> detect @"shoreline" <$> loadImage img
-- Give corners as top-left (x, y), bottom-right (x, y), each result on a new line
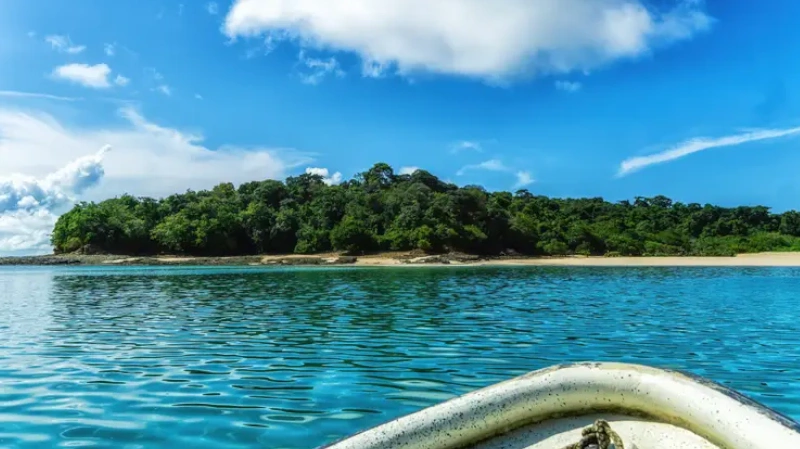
top-left (3, 252), bottom-right (800, 267)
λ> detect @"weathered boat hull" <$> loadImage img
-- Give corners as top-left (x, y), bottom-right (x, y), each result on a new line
top-left (323, 362), bottom-right (800, 449)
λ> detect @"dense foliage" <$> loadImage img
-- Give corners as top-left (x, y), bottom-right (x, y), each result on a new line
top-left (51, 163), bottom-right (800, 257)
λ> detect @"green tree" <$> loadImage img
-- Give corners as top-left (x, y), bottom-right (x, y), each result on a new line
top-left (50, 163), bottom-right (800, 258)
top-left (331, 215), bottom-right (376, 254)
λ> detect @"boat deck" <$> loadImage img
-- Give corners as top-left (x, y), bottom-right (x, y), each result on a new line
top-left (470, 414), bottom-right (720, 449)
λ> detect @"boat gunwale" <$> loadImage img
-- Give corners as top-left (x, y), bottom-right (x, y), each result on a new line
top-left (321, 362), bottom-right (800, 449)
top-left (661, 365), bottom-right (800, 432)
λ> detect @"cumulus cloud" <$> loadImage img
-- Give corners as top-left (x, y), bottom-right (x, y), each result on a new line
top-left (207, 2), bottom-right (219, 14)
top-left (451, 141), bottom-right (483, 153)
top-left (0, 147), bottom-right (108, 214)
top-left (224, 0), bottom-right (711, 80)
top-left (457, 159), bottom-right (510, 176)
top-left (0, 148), bottom-right (108, 255)
top-left (305, 167), bottom-right (343, 185)
top-left (53, 63), bottom-right (112, 89)
top-left (555, 80), bottom-right (582, 92)
top-left (297, 50), bottom-right (345, 85)
top-left (155, 85), bottom-right (172, 96)
top-left (45, 35), bottom-right (86, 54)
top-left (514, 171), bottom-right (534, 188)
top-left (399, 166), bottom-right (420, 175)
top-left (0, 106), bottom-right (309, 254)
top-left (618, 126), bottom-right (800, 176)
top-left (0, 209), bottom-right (58, 255)
top-left (104, 43), bottom-right (116, 56)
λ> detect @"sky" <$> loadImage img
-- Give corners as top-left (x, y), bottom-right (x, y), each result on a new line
top-left (1, 0), bottom-right (800, 255)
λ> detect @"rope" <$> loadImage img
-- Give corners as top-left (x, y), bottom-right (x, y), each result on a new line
top-left (560, 419), bottom-right (625, 449)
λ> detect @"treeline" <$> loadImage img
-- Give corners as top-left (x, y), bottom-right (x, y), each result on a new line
top-left (51, 163), bottom-right (800, 257)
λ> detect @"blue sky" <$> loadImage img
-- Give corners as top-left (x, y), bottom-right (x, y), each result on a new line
top-left (1, 0), bottom-right (800, 254)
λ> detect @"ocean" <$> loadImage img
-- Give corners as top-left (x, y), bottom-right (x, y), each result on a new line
top-left (1, 266), bottom-right (799, 448)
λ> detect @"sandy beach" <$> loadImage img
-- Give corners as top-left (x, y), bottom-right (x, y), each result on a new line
top-left (352, 252), bottom-right (800, 267)
top-left (4, 252), bottom-right (800, 267)
top-left (471, 253), bottom-right (800, 267)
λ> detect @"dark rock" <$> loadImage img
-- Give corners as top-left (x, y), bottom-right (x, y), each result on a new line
top-left (75, 244), bottom-right (105, 255)
top-left (448, 253), bottom-right (480, 262)
top-left (323, 255), bottom-right (357, 264)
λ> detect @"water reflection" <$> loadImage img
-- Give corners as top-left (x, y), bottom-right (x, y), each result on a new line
top-left (0, 266), bottom-right (799, 448)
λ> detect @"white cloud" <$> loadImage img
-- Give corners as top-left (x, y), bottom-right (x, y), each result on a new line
top-left (618, 126), bottom-right (800, 176)
top-left (0, 147), bottom-right (108, 214)
top-left (45, 35), bottom-right (86, 54)
top-left (451, 140), bottom-right (483, 153)
top-left (456, 159), bottom-right (533, 187)
top-left (305, 167), bottom-right (342, 185)
top-left (207, 2), bottom-right (219, 15)
top-left (0, 148), bottom-right (108, 255)
top-left (114, 75), bottom-right (130, 87)
top-left (399, 166), bottom-right (419, 175)
top-left (224, 0), bottom-right (711, 80)
top-left (362, 60), bottom-right (391, 78)
top-left (195, 93), bottom-right (203, 100)
top-left (53, 63), bottom-right (112, 89)
top-left (555, 80), bottom-right (582, 92)
top-left (297, 51), bottom-right (345, 85)
top-left (0, 209), bottom-right (58, 255)
top-left (155, 85), bottom-right (172, 96)
top-left (0, 91), bottom-right (80, 101)
top-left (104, 43), bottom-right (116, 56)
top-left (0, 106), bottom-right (310, 254)
top-left (514, 170), bottom-right (534, 188)
top-left (457, 159), bottom-right (510, 176)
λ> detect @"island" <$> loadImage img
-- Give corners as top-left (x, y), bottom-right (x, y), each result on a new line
top-left (4, 163), bottom-right (800, 266)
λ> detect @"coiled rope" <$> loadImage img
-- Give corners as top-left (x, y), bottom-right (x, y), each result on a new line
top-left (560, 419), bottom-right (625, 449)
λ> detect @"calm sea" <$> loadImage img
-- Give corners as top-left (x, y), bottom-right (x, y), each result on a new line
top-left (1, 266), bottom-right (799, 448)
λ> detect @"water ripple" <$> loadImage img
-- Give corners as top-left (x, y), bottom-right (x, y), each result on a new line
top-left (1, 266), bottom-right (800, 448)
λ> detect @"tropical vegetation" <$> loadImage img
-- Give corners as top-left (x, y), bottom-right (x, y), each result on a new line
top-left (51, 163), bottom-right (800, 257)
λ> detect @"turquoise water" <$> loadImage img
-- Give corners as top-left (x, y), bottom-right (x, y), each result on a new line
top-left (1, 266), bottom-right (800, 448)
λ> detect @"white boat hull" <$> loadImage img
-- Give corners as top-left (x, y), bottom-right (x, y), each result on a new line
top-left (324, 362), bottom-right (800, 449)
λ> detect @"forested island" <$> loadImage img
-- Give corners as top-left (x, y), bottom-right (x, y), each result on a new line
top-left (51, 163), bottom-right (800, 258)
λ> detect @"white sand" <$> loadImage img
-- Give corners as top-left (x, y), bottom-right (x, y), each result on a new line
top-left (351, 252), bottom-right (800, 267)
top-left (480, 252), bottom-right (800, 267)
top-left (355, 257), bottom-right (403, 266)
top-left (103, 257), bottom-right (142, 264)
top-left (84, 252), bottom-right (800, 268)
